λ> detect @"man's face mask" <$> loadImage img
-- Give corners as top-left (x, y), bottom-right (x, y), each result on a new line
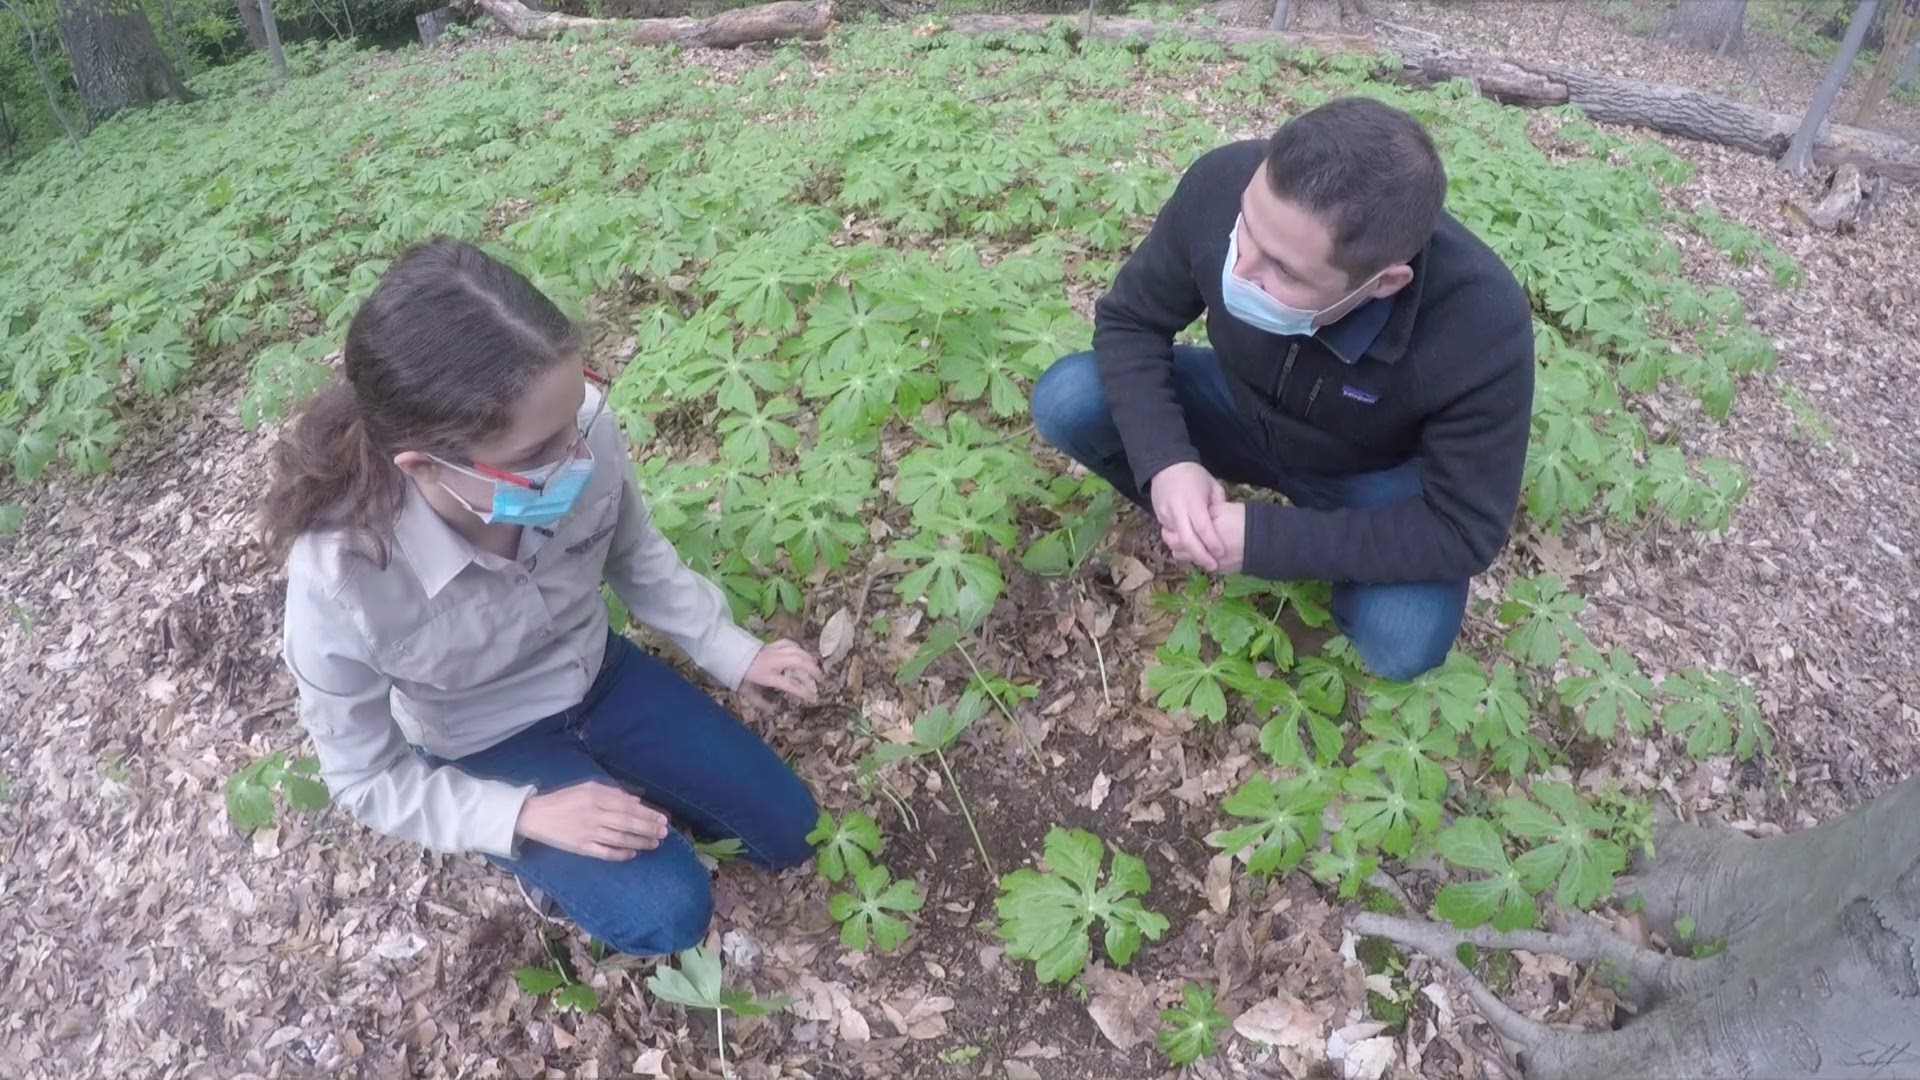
top-left (1220, 216), bottom-right (1381, 338)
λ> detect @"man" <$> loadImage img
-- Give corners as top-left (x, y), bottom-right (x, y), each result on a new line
top-left (1030, 96), bottom-right (1534, 681)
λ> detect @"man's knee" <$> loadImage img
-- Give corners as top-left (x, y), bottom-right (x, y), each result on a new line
top-left (1029, 350), bottom-right (1103, 455)
top-left (1337, 584), bottom-right (1467, 683)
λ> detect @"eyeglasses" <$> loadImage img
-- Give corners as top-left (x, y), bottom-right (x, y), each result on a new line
top-left (464, 367), bottom-right (611, 494)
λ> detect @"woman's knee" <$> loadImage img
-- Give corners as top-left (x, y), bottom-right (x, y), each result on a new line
top-left (753, 773), bottom-right (821, 872)
top-left (572, 845), bottom-right (715, 956)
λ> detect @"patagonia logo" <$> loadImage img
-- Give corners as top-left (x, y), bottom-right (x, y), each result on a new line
top-left (567, 523), bottom-right (618, 555)
top-left (1341, 385), bottom-right (1379, 404)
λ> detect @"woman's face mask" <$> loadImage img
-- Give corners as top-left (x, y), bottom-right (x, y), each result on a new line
top-left (433, 448), bottom-right (595, 528)
top-left (429, 368), bottom-right (608, 528)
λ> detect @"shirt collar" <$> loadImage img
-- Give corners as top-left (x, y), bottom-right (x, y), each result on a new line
top-left (393, 480), bottom-right (479, 599)
top-left (1318, 294), bottom-right (1394, 365)
top-left (1317, 230), bottom-right (1432, 366)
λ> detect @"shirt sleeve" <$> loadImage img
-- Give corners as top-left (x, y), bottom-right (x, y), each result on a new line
top-left (1092, 157), bottom-right (1210, 491)
top-left (283, 561), bottom-right (533, 857)
top-left (600, 431), bottom-right (764, 691)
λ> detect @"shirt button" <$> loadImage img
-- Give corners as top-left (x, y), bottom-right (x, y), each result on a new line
top-left (539, 627), bottom-right (552, 639)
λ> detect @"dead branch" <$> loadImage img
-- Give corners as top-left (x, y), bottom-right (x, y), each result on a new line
top-left (925, 14), bottom-right (1920, 182)
top-left (1348, 911), bottom-right (1554, 1050)
top-left (466, 0), bottom-right (833, 48)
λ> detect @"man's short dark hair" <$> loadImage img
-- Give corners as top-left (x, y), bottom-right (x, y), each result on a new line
top-left (1264, 97), bottom-right (1447, 283)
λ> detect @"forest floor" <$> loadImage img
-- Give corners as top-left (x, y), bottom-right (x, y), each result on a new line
top-left (3, 4), bottom-right (1919, 1079)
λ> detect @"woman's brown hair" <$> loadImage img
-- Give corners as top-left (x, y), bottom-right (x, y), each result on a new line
top-left (263, 237), bottom-right (582, 564)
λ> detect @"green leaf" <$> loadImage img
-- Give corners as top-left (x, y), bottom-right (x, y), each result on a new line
top-left (1211, 773), bottom-right (1329, 877)
top-left (224, 767), bottom-right (275, 834)
top-left (514, 967), bottom-right (566, 996)
top-left (806, 809), bottom-right (884, 884)
top-left (996, 827), bottom-right (1166, 984)
top-left (554, 983), bottom-right (600, 1012)
top-left (646, 946), bottom-right (725, 1010)
top-left (896, 623), bottom-right (960, 683)
top-left (1497, 575), bottom-right (1588, 669)
top-left (1157, 984), bottom-right (1229, 1066)
top-left (830, 857), bottom-right (924, 953)
top-left (694, 837), bottom-right (745, 862)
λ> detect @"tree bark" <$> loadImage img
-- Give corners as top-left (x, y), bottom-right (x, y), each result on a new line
top-left (1785, 0), bottom-right (1879, 175)
top-left (1900, 37), bottom-right (1920, 88)
top-left (236, 0), bottom-right (267, 48)
top-left (257, 0), bottom-right (287, 80)
top-left (158, 0), bottom-right (190, 78)
top-left (1654, 0), bottom-right (1748, 56)
top-left (417, 4), bottom-right (458, 45)
top-left (2, 0), bottom-right (83, 147)
top-left (1854, 0), bottom-right (1918, 126)
top-left (467, 0), bottom-right (834, 47)
top-left (54, 0), bottom-right (190, 123)
top-left (1274, 0), bottom-right (1368, 33)
top-left (1358, 773), bottom-right (1920, 1078)
top-left (932, 15), bottom-right (1920, 181)
top-left (0, 89), bottom-right (14, 158)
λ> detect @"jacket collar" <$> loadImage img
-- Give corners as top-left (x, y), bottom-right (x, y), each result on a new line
top-left (393, 480), bottom-right (478, 599)
top-left (1320, 232), bottom-right (1429, 366)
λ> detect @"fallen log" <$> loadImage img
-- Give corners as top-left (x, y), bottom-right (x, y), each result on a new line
top-left (930, 13), bottom-right (1920, 183)
top-left (466, 0), bottom-right (833, 48)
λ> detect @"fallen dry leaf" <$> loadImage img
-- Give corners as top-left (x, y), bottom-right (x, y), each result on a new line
top-left (1084, 966), bottom-right (1155, 1051)
top-left (1115, 555), bottom-right (1155, 593)
top-left (818, 606), bottom-right (854, 662)
top-left (1342, 1035), bottom-right (1398, 1080)
top-left (633, 1047), bottom-right (669, 1077)
top-left (1204, 853), bottom-right (1233, 915)
top-left (1234, 991), bottom-right (1324, 1050)
top-left (882, 988), bottom-right (954, 1040)
top-left (1087, 771), bottom-right (1111, 811)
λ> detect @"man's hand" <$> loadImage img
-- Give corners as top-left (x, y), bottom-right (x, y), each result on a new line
top-left (1150, 461), bottom-right (1228, 571)
top-left (1206, 501), bottom-right (1246, 575)
top-left (516, 780), bottom-right (670, 861)
top-left (740, 639), bottom-right (824, 712)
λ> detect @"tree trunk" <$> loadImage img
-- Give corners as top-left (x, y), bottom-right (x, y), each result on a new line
top-left (1275, 0), bottom-right (1368, 32)
top-left (256, 0), bottom-right (287, 80)
top-left (0, 89), bottom-right (14, 158)
top-left (1900, 37), bottom-right (1920, 88)
top-left (1785, 0), bottom-right (1879, 176)
top-left (236, 0), bottom-right (266, 48)
top-left (2, 0), bottom-right (84, 148)
top-left (1854, 0), bottom-right (1918, 126)
top-left (416, 4), bottom-right (458, 45)
top-left (933, 15), bottom-right (1920, 181)
top-left (54, 0), bottom-right (190, 124)
top-left (158, 0), bottom-right (190, 77)
top-left (468, 0), bottom-right (834, 46)
top-left (1654, 0), bottom-right (1748, 56)
top-left (1357, 773), bottom-right (1920, 1078)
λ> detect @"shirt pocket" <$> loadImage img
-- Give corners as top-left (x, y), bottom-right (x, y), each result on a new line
top-left (383, 595), bottom-right (532, 695)
top-left (548, 490), bottom-right (619, 566)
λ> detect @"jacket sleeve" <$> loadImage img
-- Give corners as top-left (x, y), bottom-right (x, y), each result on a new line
top-left (600, 426), bottom-right (763, 691)
top-left (1092, 162), bottom-right (1210, 492)
top-left (1242, 322), bottom-right (1535, 584)
top-left (283, 565), bottom-right (533, 857)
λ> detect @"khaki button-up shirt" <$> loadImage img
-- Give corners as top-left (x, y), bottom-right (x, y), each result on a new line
top-left (281, 389), bottom-right (761, 857)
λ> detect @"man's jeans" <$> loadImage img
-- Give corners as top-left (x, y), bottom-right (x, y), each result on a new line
top-left (440, 633), bottom-right (817, 955)
top-left (1030, 347), bottom-right (1466, 681)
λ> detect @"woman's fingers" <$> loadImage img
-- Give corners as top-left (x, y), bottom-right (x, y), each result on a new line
top-left (584, 841), bottom-right (637, 861)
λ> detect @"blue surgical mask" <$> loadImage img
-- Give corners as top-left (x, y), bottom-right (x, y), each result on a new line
top-left (1220, 217), bottom-right (1377, 338)
top-left (434, 446), bottom-right (595, 528)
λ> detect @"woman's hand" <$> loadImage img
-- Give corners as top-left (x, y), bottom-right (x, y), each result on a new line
top-left (741, 638), bottom-right (824, 712)
top-left (515, 780), bottom-right (670, 861)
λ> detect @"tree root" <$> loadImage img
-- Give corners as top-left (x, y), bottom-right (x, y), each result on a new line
top-left (1350, 912), bottom-right (1556, 1052)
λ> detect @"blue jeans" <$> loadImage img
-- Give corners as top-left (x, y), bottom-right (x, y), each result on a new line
top-left (443, 634), bottom-right (817, 955)
top-left (1030, 347), bottom-right (1466, 681)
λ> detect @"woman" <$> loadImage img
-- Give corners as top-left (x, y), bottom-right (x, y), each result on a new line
top-left (265, 237), bottom-right (823, 955)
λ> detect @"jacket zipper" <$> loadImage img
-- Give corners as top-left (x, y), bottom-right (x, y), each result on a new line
top-left (1273, 342), bottom-right (1301, 399)
top-left (1304, 376), bottom-right (1325, 419)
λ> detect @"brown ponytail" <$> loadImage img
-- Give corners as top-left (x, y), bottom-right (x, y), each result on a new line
top-left (262, 237), bottom-right (582, 565)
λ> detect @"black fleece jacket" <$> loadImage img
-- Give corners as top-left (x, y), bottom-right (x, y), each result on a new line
top-left (1092, 140), bottom-right (1535, 584)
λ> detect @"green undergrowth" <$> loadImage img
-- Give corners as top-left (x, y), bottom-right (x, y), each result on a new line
top-left (1, 19), bottom-right (1799, 1030)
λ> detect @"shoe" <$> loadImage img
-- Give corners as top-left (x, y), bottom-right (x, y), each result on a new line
top-left (516, 876), bottom-right (568, 925)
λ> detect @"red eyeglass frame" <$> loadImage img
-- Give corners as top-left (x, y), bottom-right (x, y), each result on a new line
top-left (465, 366), bottom-right (612, 492)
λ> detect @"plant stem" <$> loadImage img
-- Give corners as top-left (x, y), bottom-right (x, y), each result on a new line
top-left (935, 748), bottom-right (995, 878)
top-left (1078, 582), bottom-right (1114, 709)
top-left (716, 1008), bottom-right (727, 1077)
top-left (957, 640), bottom-right (1043, 770)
